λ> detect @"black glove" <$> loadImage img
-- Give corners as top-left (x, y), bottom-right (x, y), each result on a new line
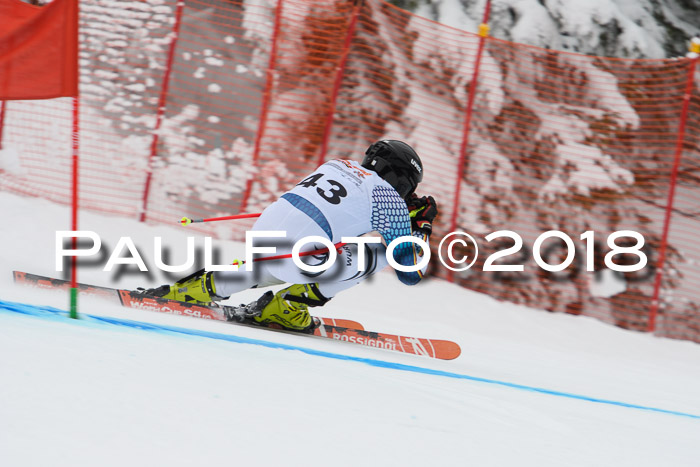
top-left (407, 194), bottom-right (438, 235)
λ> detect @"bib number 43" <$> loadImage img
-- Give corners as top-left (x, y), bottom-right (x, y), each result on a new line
top-left (297, 173), bottom-right (347, 205)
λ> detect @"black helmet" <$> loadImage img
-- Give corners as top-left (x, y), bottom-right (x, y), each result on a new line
top-left (361, 140), bottom-right (423, 199)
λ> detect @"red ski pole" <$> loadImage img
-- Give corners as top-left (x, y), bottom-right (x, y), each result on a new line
top-left (180, 211), bottom-right (347, 264)
top-left (183, 205), bottom-right (425, 225)
top-left (224, 242), bottom-right (347, 270)
top-left (180, 212), bottom-right (262, 226)
top-left (248, 242), bottom-right (347, 264)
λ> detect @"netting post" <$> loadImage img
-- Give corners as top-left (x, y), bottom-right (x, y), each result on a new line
top-left (316, 1), bottom-right (361, 167)
top-left (0, 101), bottom-right (5, 150)
top-left (70, 96), bottom-right (80, 319)
top-left (648, 43), bottom-right (699, 333)
top-left (240, 0), bottom-right (284, 214)
top-left (139, 0), bottom-right (185, 223)
top-left (447, 0), bottom-right (491, 281)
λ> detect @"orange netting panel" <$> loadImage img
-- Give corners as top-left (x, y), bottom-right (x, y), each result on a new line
top-left (456, 39), bottom-right (697, 337)
top-left (0, 0), bottom-right (698, 342)
top-left (664, 68), bottom-right (700, 341)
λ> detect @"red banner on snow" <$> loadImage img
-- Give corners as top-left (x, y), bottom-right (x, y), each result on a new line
top-left (0, 0), bottom-right (78, 100)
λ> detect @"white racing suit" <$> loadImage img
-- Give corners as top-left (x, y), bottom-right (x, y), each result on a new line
top-left (214, 159), bottom-right (429, 300)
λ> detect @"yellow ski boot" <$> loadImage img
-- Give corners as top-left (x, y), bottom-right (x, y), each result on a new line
top-left (253, 283), bottom-right (330, 332)
top-left (139, 269), bottom-right (227, 305)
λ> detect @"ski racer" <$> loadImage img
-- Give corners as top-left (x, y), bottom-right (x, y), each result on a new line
top-left (141, 140), bottom-right (439, 332)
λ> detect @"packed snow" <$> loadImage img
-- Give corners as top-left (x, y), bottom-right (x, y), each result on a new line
top-left (1, 191), bottom-right (700, 466)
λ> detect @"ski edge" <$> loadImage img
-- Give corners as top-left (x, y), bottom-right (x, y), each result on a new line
top-left (11, 271), bottom-right (363, 330)
top-left (12, 271), bottom-right (461, 360)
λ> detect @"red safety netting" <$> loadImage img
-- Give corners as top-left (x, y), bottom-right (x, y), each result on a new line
top-left (1, 0), bottom-right (699, 342)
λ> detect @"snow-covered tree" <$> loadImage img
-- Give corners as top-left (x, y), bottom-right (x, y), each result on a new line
top-left (395, 0), bottom-right (700, 59)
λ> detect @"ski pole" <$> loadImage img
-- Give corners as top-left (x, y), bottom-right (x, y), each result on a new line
top-left (253, 242), bottom-right (347, 263)
top-left (180, 212), bottom-right (347, 263)
top-left (180, 212), bottom-right (262, 226)
top-left (227, 242), bottom-right (348, 268)
top-left (184, 207), bottom-right (422, 225)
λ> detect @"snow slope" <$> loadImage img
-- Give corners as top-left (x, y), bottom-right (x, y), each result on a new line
top-left (1, 191), bottom-right (700, 466)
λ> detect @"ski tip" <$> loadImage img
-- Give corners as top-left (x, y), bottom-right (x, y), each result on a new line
top-left (180, 217), bottom-right (192, 226)
top-left (435, 341), bottom-right (461, 360)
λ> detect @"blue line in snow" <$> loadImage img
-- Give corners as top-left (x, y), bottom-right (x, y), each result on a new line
top-left (2, 299), bottom-right (699, 421)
